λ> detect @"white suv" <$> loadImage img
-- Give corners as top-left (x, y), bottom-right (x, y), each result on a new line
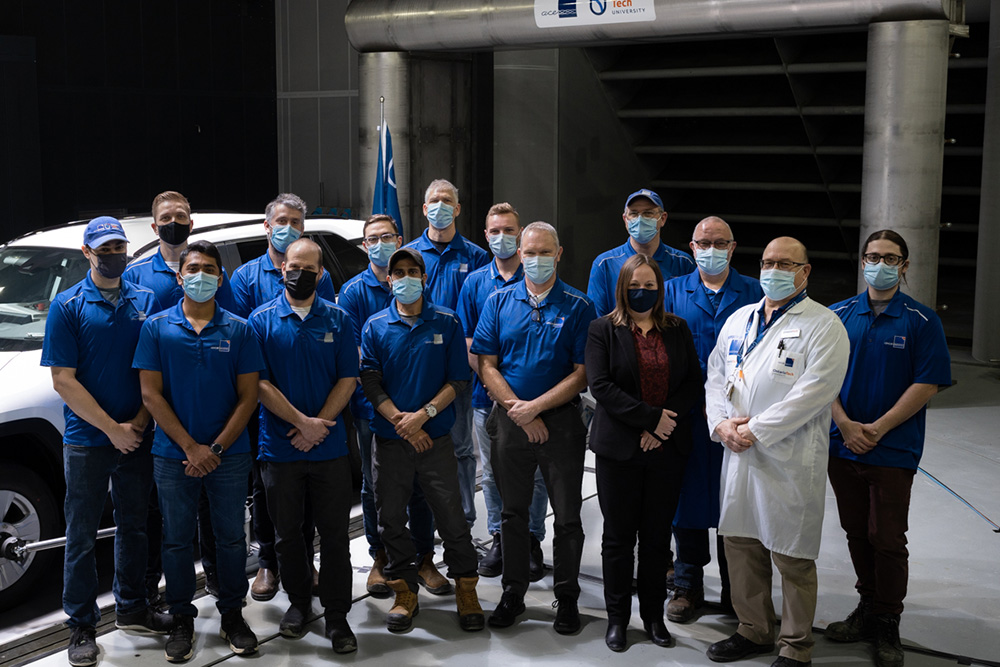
top-left (0, 213), bottom-right (366, 612)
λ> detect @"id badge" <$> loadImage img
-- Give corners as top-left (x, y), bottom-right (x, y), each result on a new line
top-left (770, 352), bottom-right (799, 384)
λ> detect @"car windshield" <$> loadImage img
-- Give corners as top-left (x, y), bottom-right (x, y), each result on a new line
top-left (0, 246), bottom-right (91, 351)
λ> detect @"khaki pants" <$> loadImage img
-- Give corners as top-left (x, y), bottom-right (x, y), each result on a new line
top-left (724, 536), bottom-right (817, 662)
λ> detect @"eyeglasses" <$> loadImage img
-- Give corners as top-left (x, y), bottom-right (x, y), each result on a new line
top-left (693, 239), bottom-right (734, 250)
top-left (862, 253), bottom-right (905, 266)
top-left (624, 209), bottom-right (662, 221)
top-left (760, 259), bottom-right (806, 271)
top-left (364, 233), bottom-right (399, 245)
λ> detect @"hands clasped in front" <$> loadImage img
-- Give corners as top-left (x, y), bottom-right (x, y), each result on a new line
top-left (640, 408), bottom-right (678, 451)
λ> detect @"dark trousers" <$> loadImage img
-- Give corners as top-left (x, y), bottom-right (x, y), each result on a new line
top-left (596, 446), bottom-right (686, 623)
top-left (261, 458), bottom-right (353, 621)
top-left (490, 403), bottom-right (587, 599)
top-left (373, 433), bottom-right (478, 591)
top-left (674, 527), bottom-right (730, 593)
top-left (828, 456), bottom-right (916, 616)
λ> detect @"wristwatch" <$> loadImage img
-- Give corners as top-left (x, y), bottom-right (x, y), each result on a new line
top-left (424, 403), bottom-right (438, 419)
top-left (210, 442), bottom-right (224, 457)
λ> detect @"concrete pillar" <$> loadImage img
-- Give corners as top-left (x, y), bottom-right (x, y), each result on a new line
top-left (973, 0), bottom-right (1000, 363)
top-left (859, 20), bottom-right (950, 307)
top-left (359, 52), bottom-right (412, 237)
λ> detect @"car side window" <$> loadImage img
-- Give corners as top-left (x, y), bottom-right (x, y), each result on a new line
top-left (312, 232), bottom-right (368, 292)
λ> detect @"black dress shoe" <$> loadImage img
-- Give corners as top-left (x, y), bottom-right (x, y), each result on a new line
top-left (478, 533), bottom-right (502, 577)
top-left (528, 535), bottom-right (545, 582)
top-left (488, 590), bottom-right (525, 628)
top-left (643, 618), bottom-right (673, 647)
top-left (605, 622), bottom-right (627, 652)
top-left (707, 632), bottom-right (775, 663)
top-left (553, 598), bottom-right (580, 635)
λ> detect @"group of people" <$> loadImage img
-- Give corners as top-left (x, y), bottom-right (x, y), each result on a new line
top-left (43, 181), bottom-right (949, 667)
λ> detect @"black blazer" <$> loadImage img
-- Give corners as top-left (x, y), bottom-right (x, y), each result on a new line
top-left (585, 315), bottom-right (703, 461)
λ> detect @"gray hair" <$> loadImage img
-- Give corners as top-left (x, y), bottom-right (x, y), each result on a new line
top-left (265, 193), bottom-right (307, 221)
top-left (424, 179), bottom-right (459, 203)
top-left (522, 221), bottom-right (559, 247)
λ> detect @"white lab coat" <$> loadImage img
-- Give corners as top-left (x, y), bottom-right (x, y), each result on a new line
top-left (706, 296), bottom-right (849, 560)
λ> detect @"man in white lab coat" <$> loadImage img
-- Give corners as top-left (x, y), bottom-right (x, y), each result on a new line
top-left (704, 237), bottom-right (850, 667)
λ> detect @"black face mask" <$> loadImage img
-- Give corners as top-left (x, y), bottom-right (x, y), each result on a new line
top-left (284, 269), bottom-right (318, 300)
top-left (627, 288), bottom-right (659, 313)
top-left (158, 222), bottom-right (191, 246)
top-left (94, 252), bottom-right (128, 279)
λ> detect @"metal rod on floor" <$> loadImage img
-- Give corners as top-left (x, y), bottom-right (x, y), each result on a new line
top-left (918, 467), bottom-right (1000, 532)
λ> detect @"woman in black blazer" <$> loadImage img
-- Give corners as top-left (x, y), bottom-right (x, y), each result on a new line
top-left (585, 253), bottom-right (703, 652)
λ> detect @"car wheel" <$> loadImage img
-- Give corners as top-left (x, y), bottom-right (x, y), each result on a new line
top-left (0, 464), bottom-right (61, 613)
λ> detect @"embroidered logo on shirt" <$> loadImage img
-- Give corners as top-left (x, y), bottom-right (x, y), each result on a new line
top-left (324, 332), bottom-right (334, 343)
top-left (884, 336), bottom-right (906, 349)
top-left (211, 339), bottom-right (231, 352)
top-left (546, 316), bottom-right (566, 329)
top-left (433, 333), bottom-right (443, 344)
top-left (131, 310), bottom-right (147, 322)
top-left (459, 263), bottom-right (468, 272)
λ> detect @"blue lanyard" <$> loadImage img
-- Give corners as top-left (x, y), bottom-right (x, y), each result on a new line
top-left (735, 291), bottom-right (807, 368)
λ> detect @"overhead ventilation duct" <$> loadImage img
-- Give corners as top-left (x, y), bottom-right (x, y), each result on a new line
top-left (345, 0), bottom-right (956, 53)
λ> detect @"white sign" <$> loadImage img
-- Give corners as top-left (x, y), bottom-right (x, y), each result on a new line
top-left (535, 0), bottom-right (656, 28)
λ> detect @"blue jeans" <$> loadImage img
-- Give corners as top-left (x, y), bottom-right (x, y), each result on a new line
top-left (450, 384), bottom-right (477, 527)
top-left (474, 407), bottom-right (547, 540)
top-left (154, 453), bottom-right (251, 617)
top-left (356, 417), bottom-right (435, 559)
top-left (673, 526), bottom-right (730, 592)
top-left (63, 440), bottom-right (153, 628)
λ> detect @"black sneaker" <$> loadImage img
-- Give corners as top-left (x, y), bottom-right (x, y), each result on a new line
top-left (116, 607), bottom-right (175, 634)
top-left (67, 626), bottom-right (98, 667)
top-left (529, 535), bottom-right (545, 582)
top-left (164, 615), bottom-right (195, 663)
top-left (219, 609), bottom-right (258, 655)
top-left (279, 604), bottom-right (310, 639)
top-left (488, 590), bottom-right (525, 628)
top-left (707, 632), bottom-right (775, 663)
top-left (326, 619), bottom-right (358, 654)
top-left (826, 597), bottom-right (873, 642)
top-left (874, 614), bottom-right (904, 667)
top-left (552, 597), bottom-right (580, 635)
top-left (478, 533), bottom-right (502, 578)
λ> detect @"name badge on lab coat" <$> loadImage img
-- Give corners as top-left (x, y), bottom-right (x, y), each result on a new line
top-left (770, 352), bottom-right (799, 384)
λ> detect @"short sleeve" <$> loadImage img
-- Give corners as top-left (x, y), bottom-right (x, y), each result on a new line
top-left (360, 318), bottom-right (382, 374)
top-left (132, 318), bottom-right (162, 372)
top-left (236, 323), bottom-right (266, 375)
top-left (470, 293), bottom-right (500, 356)
top-left (572, 298), bottom-right (597, 365)
top-left (40, 297), bottom-right (79, 369)
top-left (338, 282), bottom-right (365, 347)
top-left (456, 278), bottom-right (478, 338)
top-left (446, 316), bottom-right (472, 383)
top-left (912, 311), bottom-right (951, 386)
top-left (247, 312), bottom-right (271, 383)
top-left (334, 310), bottom-right (361, 379)
top-left (229, 267), bottom-right (254, 319)
top-left (587, 259), bottom-right (611, 317)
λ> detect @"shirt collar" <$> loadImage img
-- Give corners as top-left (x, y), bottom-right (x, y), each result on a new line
top-left (82, 272), bottom-right (140, 306)
top-left (275, 293), bottom-right (325, 320)
top-left (489, 260), bottom-right (524, 284)
top-left (362, 266), bottom-right (389, 290)
top-left (859, 288), bottom-right (905, 317)
top-left (386, 298), bottom-right (436, 325)
top-left (623, 238), bottom-right (668, 261)
top-left (166, 299), bottom-right (230, 332)
top-left (416, 229), bottom-right (467, 254)
top-left (513, 277), bottom-right (567, 304)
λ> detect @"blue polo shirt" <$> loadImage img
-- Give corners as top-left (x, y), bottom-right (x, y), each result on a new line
top-left (587, 239), bottom-right (695, 316)
top-left (456, 260), bottom-right (524, 409)
top-left (403, 229), bottom-right (489, 311)
top-left (360, 299), bottom-right (469, 440)
top-left (829, 290), bottom-right (951, 469)
top-left (248, 295), bottom-right (358, 462)
top-left (470, 278), bottom-right (596, 401)
top-left (124, 248), bottom-right (236, 314)
top-left (132, 302), bottom-right (265, 459)
top-left (41, 274), bottom-right (156, 448)
top-left (229, 252), bottom-right (337, 318)
top-left (338, 266), bottom-right (393, 421)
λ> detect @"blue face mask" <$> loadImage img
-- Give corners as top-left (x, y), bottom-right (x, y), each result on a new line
top-left (426, 202), bottom-right (455, 229)
top-left (759, 268), bottom-right (801, 301)
top-left (627, 288), bottom-right (659, 313)
top-left (863, 262), bottom-right (900, 291)
top-left (182, 272), bottom-right (220, 303)
top-left (488, 233), bottom-right (518, 259)
top-left (269, 223), bottom-right (302, 253)
top-left (627, 215), bottom-right (660, 245)
top-left (695, 247), bottom-right (730, 276)
top-left (391, 276), bottom-right (423, 305)
top-left (368, 241), bottom-right (397, 268)
top-left (522, 256), bottom-right (556, 284)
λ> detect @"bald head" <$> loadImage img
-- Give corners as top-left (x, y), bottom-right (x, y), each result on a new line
top-left (285, 237), bottom-right (324, 269)
top-left (693, 216), bottom-right (733, 240)
top-left (764, 236), bottom-right (809, 264)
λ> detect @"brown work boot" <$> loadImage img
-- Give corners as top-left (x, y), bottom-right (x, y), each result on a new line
top-left (385, 579), bottom-right (419, 631)
top-left (454, 577), bottom-right (485, 631)
top-left (417, 553), bottom-right (453, 595)
top-left (667, 587), bottom-right (705, 623)
top-left (250, 567), bottom-right (279, 602)
top-left (366, 549), bottom-right (390, 597)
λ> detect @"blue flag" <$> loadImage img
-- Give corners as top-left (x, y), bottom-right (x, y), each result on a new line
top-left (373, 122), bottom-right (403, 230)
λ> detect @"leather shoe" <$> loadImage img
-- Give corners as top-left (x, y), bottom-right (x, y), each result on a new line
top-left (643, 618), bottom-right (673, 647)
top-left (278, 604), bottom-right (309, 639)
top-left (478, 533), bottom-right (502, 578)
top-left (529, 535), bottom-right (545, 582)
top-left (326, 619), bottom-right (358, 654)
top-left (488, 590), bottom-right (525, 628)
top-left (250, 568), bottom-right (279, 602)
top-left (771, 657), bottom-right (811, 667)
top-left (605, 622), bottom-right (627, 652)
top-left (708, 632), bottom-right (775, 662)
top-left (553, 598), bottom-right (580, 635)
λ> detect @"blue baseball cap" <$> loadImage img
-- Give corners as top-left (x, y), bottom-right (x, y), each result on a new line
top-left (625, 188), bottom-right (664, 210)
top-left (83, 216), bottom-right (128, 248)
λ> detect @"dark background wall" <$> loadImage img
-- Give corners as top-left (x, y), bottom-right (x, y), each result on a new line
top-left (0, 0), bottom-right (279, 242)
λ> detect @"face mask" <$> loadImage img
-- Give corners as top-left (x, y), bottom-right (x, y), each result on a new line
top-left (522, 256), bottom-right (556, 284)
top-left (269, 223), bottom-right (302, 253)
top-left (426, 202), bottom-right (454, 229)
top-left (759, 268), bottom-right (801, 301)
top-left (695, 247), bottom-right (729, 276)
top-left (367, 241), bottom-right (397, 268)
top-left (93, 252), bottom-right (127, 279)
top-left (158, 222), bottom-right (191, 246)
top-left (392, 276), bottom-right (423, 305)
top-left (182, 271), bottom-right (220, 303)
top-left (488, 233), bottom-right (518, 260)
top-left (863, 262), bottom-right (900, 291)
top-left (284, 269), bottom-right (318, 300)
top-left (627, 215), bottom-right (660, 244)
top-left (627, 288), bottom-right (659, 313)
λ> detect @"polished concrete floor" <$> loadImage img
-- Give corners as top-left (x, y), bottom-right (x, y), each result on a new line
top-left (9, 354), bottom-right (1000, 667)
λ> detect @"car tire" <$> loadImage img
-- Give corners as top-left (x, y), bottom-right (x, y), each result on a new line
top-left (0, 464), bottom-right (61, 613)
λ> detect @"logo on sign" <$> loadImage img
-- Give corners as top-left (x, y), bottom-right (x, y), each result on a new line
top-left (536, 0), bottom-right (655, 26)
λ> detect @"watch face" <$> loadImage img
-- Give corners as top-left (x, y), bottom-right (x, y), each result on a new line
top-left (211, 444), bottom-right (223, 456)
